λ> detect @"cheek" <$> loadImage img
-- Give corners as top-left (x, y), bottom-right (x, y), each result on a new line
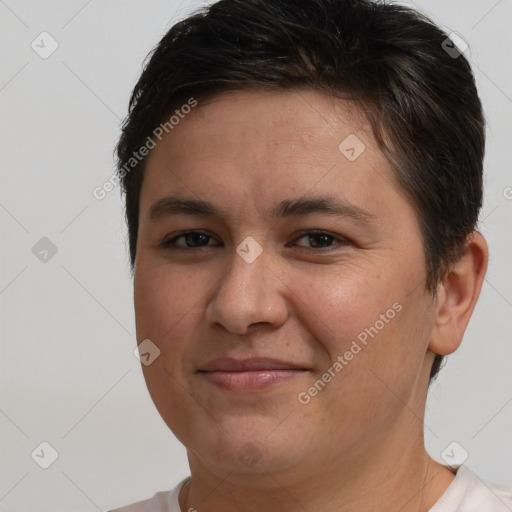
top-left (284, 263), bottom-right (395, 359)
top-left (133, 264), bottom-right (208, 435)
top-left (134, 262), bottom-right (207, 342)
top-left (287, 262), bottom-right (430, 396)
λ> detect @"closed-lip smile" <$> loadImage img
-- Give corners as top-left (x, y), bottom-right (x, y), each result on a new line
top-left (198, 357), bottom-right (310, 391)
top-left (199, 357), bottom-right (309, 372)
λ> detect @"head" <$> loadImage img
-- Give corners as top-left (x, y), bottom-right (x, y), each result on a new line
top-left (116, 0), bottom-right (487, 481)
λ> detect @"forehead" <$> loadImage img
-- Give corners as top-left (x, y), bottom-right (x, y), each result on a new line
top-left (139, 88), bottom-right (406, 224)
top-left (163, 88), bottom-right (371, 159)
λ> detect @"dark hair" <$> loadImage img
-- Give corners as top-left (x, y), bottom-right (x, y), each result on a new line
top-left (116, 0), bottom-right (485, 383)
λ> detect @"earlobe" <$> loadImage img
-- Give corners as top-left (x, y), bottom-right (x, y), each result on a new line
top-left (428, 232), bottom-right (488, 356)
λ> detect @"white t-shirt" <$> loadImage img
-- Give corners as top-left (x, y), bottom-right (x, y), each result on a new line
top-left (109, 465), bottom-right (512, 512)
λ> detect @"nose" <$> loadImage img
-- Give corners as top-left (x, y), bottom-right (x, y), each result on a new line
top-left (204, 242), bottom-right (289, 335)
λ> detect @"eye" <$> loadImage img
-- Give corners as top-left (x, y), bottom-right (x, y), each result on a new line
top-left (291, 230), bottom-right (350, 250)
top-left (159, 230), bottom-right (350, 251)
top-left (160, 231), bottom-right (221, 249)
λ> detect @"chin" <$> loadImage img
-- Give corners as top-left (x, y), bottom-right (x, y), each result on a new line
top-left (186, 423), bottom-right (307, 477)
top-left (197, 443), bottom-right (303, 480)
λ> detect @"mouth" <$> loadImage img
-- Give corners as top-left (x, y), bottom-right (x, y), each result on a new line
top-left (197, 357), bottom-right (310, 392)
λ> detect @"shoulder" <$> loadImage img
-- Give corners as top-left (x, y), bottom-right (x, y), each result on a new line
top-left (430, 465), bottom-right (512, 512)
top-left (108, 477), bottom-right (190, 512)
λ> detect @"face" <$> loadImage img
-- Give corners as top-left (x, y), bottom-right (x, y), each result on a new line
top-left (134, 88), bottom-right (437, 481)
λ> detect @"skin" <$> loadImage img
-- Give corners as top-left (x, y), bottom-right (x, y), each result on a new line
top-left (133, 88), bottom-right (488, 512)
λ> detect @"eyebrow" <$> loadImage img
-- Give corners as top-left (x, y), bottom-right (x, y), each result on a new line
top-left (148, 195), bottom-right (377, 225)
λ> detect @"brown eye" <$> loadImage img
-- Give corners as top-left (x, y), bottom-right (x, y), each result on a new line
top-left (160, 231), bottom-right (221, 249)
top-left (293, 231), bottom-right (349, 250)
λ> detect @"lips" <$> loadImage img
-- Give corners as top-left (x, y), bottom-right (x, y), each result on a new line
top-left (198, 357), bottom-right (309, 392)
top-left (199, 357), bottom-right (308, 372)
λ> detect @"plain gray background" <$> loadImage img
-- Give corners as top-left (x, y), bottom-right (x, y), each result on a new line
top-left (0, 1), bottom-right (511, 510)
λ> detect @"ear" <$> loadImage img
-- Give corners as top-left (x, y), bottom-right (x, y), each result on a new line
top-left (428, 231), bottom-right (488, 356)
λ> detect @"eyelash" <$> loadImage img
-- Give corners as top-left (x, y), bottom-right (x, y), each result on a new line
top-left (159, 230), bottom-right (350, 251)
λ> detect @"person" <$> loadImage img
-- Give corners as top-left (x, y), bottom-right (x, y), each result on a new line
top-left (110, 0), bottom-right (512, 510)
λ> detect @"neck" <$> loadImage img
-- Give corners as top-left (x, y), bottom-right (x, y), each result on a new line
top-left (179, 424), bottom-right (456, 512)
